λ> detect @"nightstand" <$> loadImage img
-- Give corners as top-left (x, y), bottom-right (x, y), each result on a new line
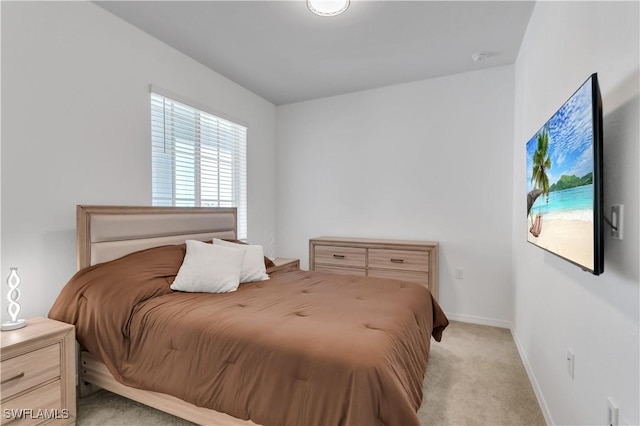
top-left (0, 317), bottom-right (76, 425)
top-left (268, 257), bottom-right (300, 274)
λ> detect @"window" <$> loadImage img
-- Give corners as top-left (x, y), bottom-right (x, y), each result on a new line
top-left (151, 92), bottom-right (247, 239)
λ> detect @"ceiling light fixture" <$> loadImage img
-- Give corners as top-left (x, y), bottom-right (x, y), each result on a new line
top-left (307, 0), bottom-right (350, 17)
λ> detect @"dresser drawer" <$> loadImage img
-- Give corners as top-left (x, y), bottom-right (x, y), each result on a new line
top-left (368, 248), bottom-right (429, 272)
top-left (1, 344), bottom-right (60, 401)
top-left (315, 265), bottom-right (366, 276)
top-left (367, 269), bottom-right (429, 288)
top-left (314, 246), bottom-right (366, 268)
top-left (0, 381), bottom-right (62, 425)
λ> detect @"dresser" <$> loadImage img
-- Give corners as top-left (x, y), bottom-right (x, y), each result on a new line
top-left (309, 237), bottom-right (439, 300)
top-left (0, 317), bottom-right (76, 425)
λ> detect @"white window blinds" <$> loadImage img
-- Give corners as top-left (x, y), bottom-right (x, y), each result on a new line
top-left (151, 92), bottom-right (247, 239)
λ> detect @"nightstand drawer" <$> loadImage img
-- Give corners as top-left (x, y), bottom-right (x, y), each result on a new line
top-left (368, 249), bottom-right (429, 272)
top-left (0, 380), bottom-right (62, 425)
top-left (315, 246), bottom-right (366, 268)
top-left (1, 344), bottom-right (60, 401)
top-left (268, 258), bottom-right (300, 274)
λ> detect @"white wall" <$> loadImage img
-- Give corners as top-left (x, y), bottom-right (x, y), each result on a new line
top-left (512, 2), bottom-right (639, 425)
top-left (4, 2), bottom-right (637, 423)
top-left (276, 66), bottom-right (515, 326)
top-left (1, 2), bottom-right (277, 321)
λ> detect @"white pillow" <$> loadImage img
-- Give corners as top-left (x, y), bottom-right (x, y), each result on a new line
top-left (212, 238), bottom-right (270, 283)
top-left (171, 240), bottom-right (245, 293)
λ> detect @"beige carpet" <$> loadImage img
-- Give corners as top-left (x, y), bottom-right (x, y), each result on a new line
top-left (77, 321), bottom-right (545, 426)
top-left (418, 321), bottom-right (545, 425)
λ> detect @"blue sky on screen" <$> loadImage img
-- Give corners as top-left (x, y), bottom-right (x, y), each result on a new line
top-left (526, 78), bottom-right (594, 192)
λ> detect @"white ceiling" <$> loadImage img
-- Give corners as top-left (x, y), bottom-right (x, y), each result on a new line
top-left (97, 1), bottom-right (535, 105)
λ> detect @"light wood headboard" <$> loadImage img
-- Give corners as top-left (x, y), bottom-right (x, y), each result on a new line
top-left (76, 205), bottom-right (237, 270)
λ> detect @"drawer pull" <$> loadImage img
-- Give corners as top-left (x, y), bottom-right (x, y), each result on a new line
top-left (390, 258), bottom-right (405, 263)
top-left (333, 254), bottom-right (345, 259)
top-left (1, 371), bottom-right (25, 384)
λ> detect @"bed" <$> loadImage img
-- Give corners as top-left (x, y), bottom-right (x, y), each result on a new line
top-left (49, 205), bottom-right (448, 426)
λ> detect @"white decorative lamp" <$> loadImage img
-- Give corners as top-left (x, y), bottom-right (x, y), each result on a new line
top-left (307, 0), bottom-right (350, 17)
top-left (2, 268), bottom-right (27, 331)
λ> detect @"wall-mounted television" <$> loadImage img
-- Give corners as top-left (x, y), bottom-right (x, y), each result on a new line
top-left (526, 73), bottom-right (604, 275)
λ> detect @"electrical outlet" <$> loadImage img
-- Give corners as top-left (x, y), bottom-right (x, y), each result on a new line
top-left (607, 398), bottom-right (619, 426)
top-left (566, 350), bottom-right (575, 380)
top-left (454, 268), bottom-right (464, 280)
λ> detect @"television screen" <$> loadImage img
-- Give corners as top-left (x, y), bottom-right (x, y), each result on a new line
top-left (526, 73), bottom-right (603, 275)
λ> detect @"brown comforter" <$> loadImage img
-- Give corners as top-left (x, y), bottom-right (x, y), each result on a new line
top-left (49, 244), bottom-right (448, 426)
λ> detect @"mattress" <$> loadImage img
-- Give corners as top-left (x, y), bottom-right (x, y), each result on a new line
top-left (49, 243), bottom-right (448, 425)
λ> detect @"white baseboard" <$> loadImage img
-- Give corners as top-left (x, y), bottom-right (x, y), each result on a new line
top-left (445, 312), bottom-right (512, 329)
top-left (510, 327), bottom-right (554, 426)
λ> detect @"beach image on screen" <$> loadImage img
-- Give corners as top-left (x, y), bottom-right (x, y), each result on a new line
top-left (526, 79), bottom-right (594, 270)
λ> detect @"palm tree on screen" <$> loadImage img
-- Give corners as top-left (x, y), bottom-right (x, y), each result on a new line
top-left (529, 128), bottom-right (551, 229)
top-left (531, 128), bottom-right (551, 200)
